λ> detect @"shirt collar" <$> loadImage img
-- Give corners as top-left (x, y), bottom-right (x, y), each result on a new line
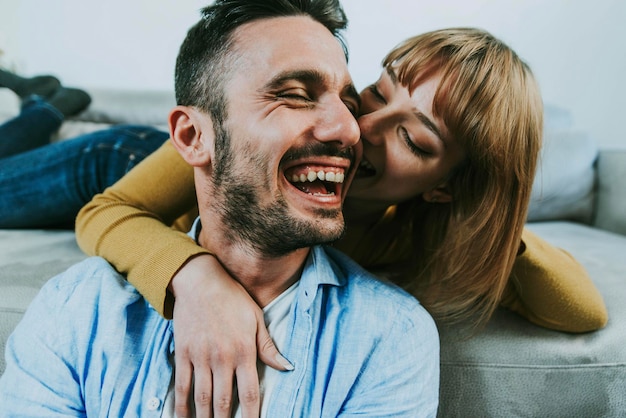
top-left (188, 217), bottom-right (202, 242)
top-left (302, 246), bottom-right (344, 287)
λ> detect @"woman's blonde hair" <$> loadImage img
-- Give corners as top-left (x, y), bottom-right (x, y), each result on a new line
top-left (382, 28), bottom-right (543, 328)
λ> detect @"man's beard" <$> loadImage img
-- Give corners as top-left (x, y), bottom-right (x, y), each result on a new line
top-left (210, 123), bottom-right (346, 258)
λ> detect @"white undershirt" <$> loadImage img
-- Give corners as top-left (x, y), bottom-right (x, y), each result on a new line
top-left (162, 281), bottom-right (299, 417)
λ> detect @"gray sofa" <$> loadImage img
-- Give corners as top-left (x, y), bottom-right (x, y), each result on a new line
top-left (1, 91), bottom-right (625, 417)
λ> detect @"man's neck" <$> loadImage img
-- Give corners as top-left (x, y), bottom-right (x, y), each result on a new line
top-left (198, 222), bottom-right (310, 308)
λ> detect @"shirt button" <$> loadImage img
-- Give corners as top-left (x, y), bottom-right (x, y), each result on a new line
top-left (147, 397), bottom-right (161, 411)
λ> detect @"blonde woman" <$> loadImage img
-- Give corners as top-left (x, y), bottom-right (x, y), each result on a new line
top-left (77, 27), bottom-right (607, 415)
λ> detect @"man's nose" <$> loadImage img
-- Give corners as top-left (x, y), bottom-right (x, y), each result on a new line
top-left (313, 98), bottom-right (360, 149)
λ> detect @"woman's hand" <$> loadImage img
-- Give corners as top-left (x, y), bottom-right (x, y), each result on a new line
top-left (169, 254), bottom-right (292, 418)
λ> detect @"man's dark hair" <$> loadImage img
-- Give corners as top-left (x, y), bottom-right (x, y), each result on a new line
top-left (174, 0), bottom-right (349, 123)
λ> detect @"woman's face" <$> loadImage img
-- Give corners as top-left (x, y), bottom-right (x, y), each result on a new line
top-left (347, 67), bottom-right (465, 206)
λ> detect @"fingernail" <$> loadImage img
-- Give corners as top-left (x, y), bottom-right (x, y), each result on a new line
top-left (277, 353), bottom-right (294, 371)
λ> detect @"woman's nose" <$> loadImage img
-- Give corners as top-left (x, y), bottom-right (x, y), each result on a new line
top-left (358, 111), bottom-right (386, 147)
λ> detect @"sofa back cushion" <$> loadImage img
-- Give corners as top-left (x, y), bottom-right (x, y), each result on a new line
top-left (527, 105), bottom-right (598, 224)
top-left (595, 150), bottom-right (626, 235)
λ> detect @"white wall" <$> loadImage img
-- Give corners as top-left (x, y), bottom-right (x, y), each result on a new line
top-left (1, 0), bottom-right (625, 149)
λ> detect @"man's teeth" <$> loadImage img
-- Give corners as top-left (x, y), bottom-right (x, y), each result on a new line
top-left (290, 169), bottom-right (345, 184)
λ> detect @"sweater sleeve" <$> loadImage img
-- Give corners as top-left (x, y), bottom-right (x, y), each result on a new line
top-left (75, 140), bottom-right (207, 318)
top-left (500, 227), bottom-right (608, 333)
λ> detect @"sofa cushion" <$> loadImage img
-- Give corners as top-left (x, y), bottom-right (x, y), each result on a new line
top-left (527, 130), bottom-right (598, 224)
top-left (439, 221), bottom-right (626, 417)
top-left (595, 150), bottom-right (626, 235)
top-left (526, 104), bottom-right (598, 224)
top-left (543, 104), bottom-right (574, 132)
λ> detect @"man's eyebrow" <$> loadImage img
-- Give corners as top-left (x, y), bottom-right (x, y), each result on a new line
top-left (387, 66), bottom-right (445, 145)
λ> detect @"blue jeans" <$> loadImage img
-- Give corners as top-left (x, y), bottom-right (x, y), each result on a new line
top-left (0, 99), bottom-right (169, 228)
top-left (0, 96), bottom-right (64, 158)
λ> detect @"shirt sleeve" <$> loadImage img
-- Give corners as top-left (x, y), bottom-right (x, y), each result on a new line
top-left (501, 227), bottom-right (608, 332)
top-left (338, 303), bottom-right (440, 417)
top-left (75, 140), bottom-right (207, 318)
top-left (0, 271), bottom-right (86, 415)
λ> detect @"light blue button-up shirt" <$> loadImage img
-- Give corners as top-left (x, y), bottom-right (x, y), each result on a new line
top-left (0, 245), bottom-right (439, 417)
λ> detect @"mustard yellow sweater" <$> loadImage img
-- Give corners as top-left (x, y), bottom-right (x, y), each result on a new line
top-left (75, 140), bottom-right (608, 332)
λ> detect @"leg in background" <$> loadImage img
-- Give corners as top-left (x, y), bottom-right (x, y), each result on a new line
top-left (0, 86), bottom-right (91, 158)
top-left (0, 97), bottom-right (64, 158)
top-left (0, 69), bottom-right (59, 99)
top-left (0, 125), bottom-right (169, 228)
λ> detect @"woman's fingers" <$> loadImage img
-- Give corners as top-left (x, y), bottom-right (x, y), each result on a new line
top-left (174, 349), bottom-right (197, 418)
top-left (256, 315), bottom-right (293, 372)
top-left (169, 254), bottom-right (263, 417)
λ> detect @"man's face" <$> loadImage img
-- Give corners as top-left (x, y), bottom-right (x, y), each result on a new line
top-left (208, 16), bottom-right (361, 257)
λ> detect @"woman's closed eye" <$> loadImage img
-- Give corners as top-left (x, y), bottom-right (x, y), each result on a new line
top-left (368, 84), bottom-right (386, 104)
top-left (401, 127), bottom-right (432, 158)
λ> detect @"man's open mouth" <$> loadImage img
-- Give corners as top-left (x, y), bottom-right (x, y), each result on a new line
top-left (284, 165), bottom-right (345, 196)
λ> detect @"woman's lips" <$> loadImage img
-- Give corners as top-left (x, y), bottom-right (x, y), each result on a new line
top-left (355, 157), bottom-right (376, 178)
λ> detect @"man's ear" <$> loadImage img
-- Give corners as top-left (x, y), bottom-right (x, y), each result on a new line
top-left (423, 182), bottom-right (453, 203)
top-left (168, 105), bottom-right (213, 167)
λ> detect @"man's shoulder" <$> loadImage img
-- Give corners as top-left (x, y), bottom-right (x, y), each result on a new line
top-left (44, 256), bottom-right (129, 289)
top-left (20, 256), bottom-right (162, 353)
top-left (322, 245), bottom-right (417, 301)
top-left (38, 256), bottom-right (142, 313)
top-left (320, 246), bottom-right (435, 330)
